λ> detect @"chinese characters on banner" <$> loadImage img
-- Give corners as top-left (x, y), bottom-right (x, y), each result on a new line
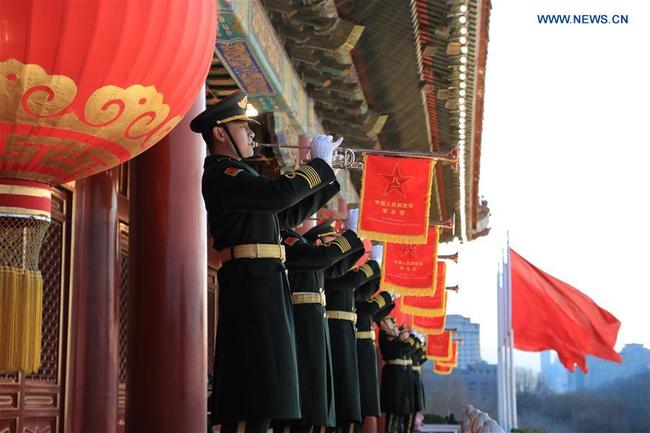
top-left (401, 262), bottom-right (447, 315)
top-left (380, 227), bottom-right (440, 296)
top-left (358, 155), bottom-right (435, 244)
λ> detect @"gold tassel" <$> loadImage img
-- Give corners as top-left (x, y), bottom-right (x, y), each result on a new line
top-left (0, 266), bottom-right (43, 373)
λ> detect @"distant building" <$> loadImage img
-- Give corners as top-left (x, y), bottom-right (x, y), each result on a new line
top-left (418, 315), bottom-right (495, 416)
top-left (540, 351), bottom-right (568, 392)
top-left (461, 361), bottom-right (498, 405)
top-left (446, 315), bottom-right (482, 369)
top-left (542, 344), bottom-right (650, 392)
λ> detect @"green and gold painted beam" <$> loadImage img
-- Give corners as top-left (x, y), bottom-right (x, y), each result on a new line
top-left (216, 0), bottom-right (321, 140)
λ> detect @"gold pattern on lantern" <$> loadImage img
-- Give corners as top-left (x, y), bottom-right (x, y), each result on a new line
top-left (0, 59), bottom-right (181, 183)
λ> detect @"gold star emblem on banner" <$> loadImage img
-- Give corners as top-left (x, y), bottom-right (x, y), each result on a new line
top-left (380, 164), bottom-right (414, 198)
top-left (400, 245), bottom-right (418, 258)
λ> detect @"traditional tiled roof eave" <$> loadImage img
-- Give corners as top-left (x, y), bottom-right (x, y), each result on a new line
top-left (260, 0), bottom-right (384, 149)
top-left (412, 0), bottom-right (491, 242)
top-left (466, 0), bottom-right (491, 241)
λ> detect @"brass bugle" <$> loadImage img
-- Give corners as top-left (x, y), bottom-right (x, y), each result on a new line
top-left (252, 142), bottom-right (458, 170)
top-left (439, 252), bottom-right (459, 263)
top-left (446, 285), bottom-right (459, 292)
top-left (430, 215), bottom-right (455, 231)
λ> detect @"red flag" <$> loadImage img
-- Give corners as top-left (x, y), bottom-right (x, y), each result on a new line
top-left (380, 227), bottom-right (439, 295)
top-left (412, 314), bottom-right (446, 334)
top-left (426, 331), bottom-right (453, 360)
top-left (510, 248), bottom-right (622, 372)
top-left (358, 155), bottom-right (435, 244)
top-left (401, 262), bottom-right (447, 315)
top-left (437, 340), bottom-right (459, 367)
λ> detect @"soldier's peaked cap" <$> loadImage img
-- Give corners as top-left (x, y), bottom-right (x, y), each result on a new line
top-left (303, 222), bottom-right (338, 243)
top-left (190, 90), bottom-right (259, 133)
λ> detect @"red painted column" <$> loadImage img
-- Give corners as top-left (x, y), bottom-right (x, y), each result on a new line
top-left (126, 89), bottom-right (207, 433)
top-left (65, 169), bottom-right (119, 433)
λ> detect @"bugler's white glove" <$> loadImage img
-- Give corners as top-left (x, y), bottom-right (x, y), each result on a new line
top-left (370, 244), bottom-right (383, 264)
top-left (346, 208), bottom-right (359, 232)
top-left (310, 134), bottom-right (343, 167)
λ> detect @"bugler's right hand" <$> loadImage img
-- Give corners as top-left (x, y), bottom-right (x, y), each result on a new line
top-left (310, 134), bottom-right (343, 167)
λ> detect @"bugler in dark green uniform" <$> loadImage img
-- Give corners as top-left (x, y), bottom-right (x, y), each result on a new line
top-left (379, 327), bottom-right (418, 433)
top-left (354, 279), bottom-right (394, 422)
top-left (325, 259), bottom-right (381, 433)
top-left (407, 337), bottom-right (427, 433)
top-left (192, 90), bottom-right (345, 433)
top-left (277, 223), bottom-right (365, 433)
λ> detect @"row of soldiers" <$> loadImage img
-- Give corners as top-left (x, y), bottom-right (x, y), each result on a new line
top-left (191, 90), bottom-right (427, 433)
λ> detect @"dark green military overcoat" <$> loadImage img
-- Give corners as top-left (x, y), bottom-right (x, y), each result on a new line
top-left (280, 228), bottom-right (364, 427)
top-left (355, 281), bottom-right (394, 418)
top-left (203, 155), bottom-right (337, 424)
top-left (379, 331), bottom-right (417, 415)
top-left (325, 259), bottom-right (381, 423)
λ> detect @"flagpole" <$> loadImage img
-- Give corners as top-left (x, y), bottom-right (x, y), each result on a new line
top-left (507, 233), bottom-right (518, 429)
top-left (502, 247), bottom-right (512, 431)
top-left (496, 262), bottom-right (503, 425)
top-left (497, 249), bottom-right (508, 431)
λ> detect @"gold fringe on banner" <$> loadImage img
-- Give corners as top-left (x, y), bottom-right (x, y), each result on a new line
top-left (357, 155), bottom-right (436, 245)
top-left (380, 281), bottom-right (436, 296)
top-left (433, 364), bottom-right (453, 375)
top-left (0, 266), bottom-right (43, 373)
top-left (400, 288), bottom-right (447, 316)
top-left (411, 314), bottom-right (447, 334)
top-left (411, 322), bottom-right (446, 335)
top-left (400, 296), bottom-right (447, 316)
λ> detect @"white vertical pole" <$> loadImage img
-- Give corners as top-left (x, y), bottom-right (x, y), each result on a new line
top-left (496, 262), bottom-right (504, 426)
top-left (502, 251), bottom-right (512, 431)
top-left (506, 238), bottom-right (518, 429)
top-left (497, 250), bottom-right (508, 432)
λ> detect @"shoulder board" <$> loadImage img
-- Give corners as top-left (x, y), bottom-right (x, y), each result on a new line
top-left (356, 263), bottom-right (374, 278)
top-left (283, 237), bottom-right (300, 247)
top-left (224, 167), bottom-right (244, 177)
top-left (372, 295), bottom-right (387, 309)
top-left (331, 236), bottom-right (352, 253)
top-left (293, 165), bottom-right (322, 189)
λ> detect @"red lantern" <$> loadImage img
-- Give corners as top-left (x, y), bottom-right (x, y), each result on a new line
top-left (0, 0), bottom-right (217, 373)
